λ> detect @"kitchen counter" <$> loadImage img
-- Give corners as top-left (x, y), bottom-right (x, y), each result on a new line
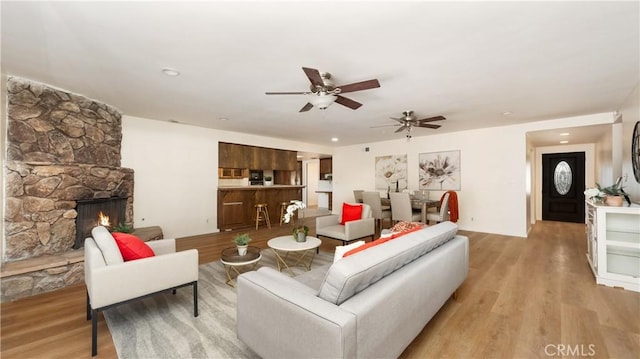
top-left (217, 186), bottom-right (305, 230)
top-left (315, 190), bottom-right (333, 210)
top-left (218, 185), bottom-right (305, 190)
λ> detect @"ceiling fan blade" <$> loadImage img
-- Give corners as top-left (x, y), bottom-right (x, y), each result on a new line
top-left (335, 95), bottom-right (362, 110)
top-left (416, 115), bottom-right (446, 123)
top-left (338, 79), bottom-right (381, 94)
top-left (394, 126), bottom-right (408, 133)
top-left (302, 67), bottom-right (324, 87)
top-left (265, 91), bottom-right (312, 95)
top-left (415, 123), bottom-right (441, 129)
top-left (299, 103), bottom-right (314, 112)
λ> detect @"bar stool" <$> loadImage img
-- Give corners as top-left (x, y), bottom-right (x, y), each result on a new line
top-left (255, 203), bottom-right (271, 230)
top-left (279, 202), bottom-right (290, 226)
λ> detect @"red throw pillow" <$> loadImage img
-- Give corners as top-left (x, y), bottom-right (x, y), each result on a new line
top-left (112, 232), bottom-right (155, 261)
top-left (343, 225), bottom-right (425, 258)
top-left (341, 203), bottom-right (363, 225)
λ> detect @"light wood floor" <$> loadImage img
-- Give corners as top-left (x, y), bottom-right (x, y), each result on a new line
top-left (1, 220), bottom-right (638, 358)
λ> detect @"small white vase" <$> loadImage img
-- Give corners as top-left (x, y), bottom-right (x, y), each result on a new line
top-left (237, 245), bottom-right (248, 256)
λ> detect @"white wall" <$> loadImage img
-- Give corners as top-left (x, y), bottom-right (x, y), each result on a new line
top-left (619, 83), bottom-right (640, 202)
top-left (333, 113), bottom-right (616, 238)
top-left (100, 111), bottom-right (621, 239)
top-left (121, 115), bottom-right (333, 238)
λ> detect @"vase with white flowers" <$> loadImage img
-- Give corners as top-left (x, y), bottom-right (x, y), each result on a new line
top-left (282, 200), bottom-right (309, 242)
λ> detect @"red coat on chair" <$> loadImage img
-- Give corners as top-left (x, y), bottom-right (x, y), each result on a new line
top-left (440, 191), bottom-right (459, 222)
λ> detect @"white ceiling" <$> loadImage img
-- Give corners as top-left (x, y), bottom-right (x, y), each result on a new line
top-left (2, 1), bottom-right (638, 148)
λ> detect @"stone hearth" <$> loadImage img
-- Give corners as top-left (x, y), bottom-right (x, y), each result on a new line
top-left (2, 77), bottom-right (134, 301)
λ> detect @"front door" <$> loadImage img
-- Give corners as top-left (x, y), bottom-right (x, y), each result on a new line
top-left (542, 152), bottom-right (586, 223)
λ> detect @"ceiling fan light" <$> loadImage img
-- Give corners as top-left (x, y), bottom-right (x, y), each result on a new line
top-left (310, 95), bottom-right (337, 110)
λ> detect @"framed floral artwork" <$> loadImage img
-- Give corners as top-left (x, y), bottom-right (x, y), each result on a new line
top-left (375, 154), bottom-right (408, 192)
top-left (419, 150), bottom-right (460, 190)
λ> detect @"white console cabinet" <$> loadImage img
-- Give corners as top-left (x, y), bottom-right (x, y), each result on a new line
top-left (586, 201), bottom-right (640, 292)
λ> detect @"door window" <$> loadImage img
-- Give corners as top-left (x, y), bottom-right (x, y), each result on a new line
top-left (554, 161), bottom-right (572, 195)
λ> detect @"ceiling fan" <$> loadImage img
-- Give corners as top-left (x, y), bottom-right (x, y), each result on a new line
top-left (265, 67), bottom-right (380, 112)
top-left (371, 110), bottom-right (446, 140)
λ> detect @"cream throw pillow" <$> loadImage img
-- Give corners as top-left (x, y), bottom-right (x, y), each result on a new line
top-left (333, 240), bottom-right (366, 263)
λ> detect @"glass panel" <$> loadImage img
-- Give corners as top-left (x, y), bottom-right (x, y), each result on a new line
top-left (554, 161), bottom-right (572, 195)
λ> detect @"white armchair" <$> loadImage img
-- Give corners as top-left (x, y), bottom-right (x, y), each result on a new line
top-left (84, 226), bottom-right (199, 356)
top-left (315, 203), bottom-right (375, 245)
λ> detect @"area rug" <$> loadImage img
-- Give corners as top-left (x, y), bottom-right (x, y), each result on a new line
top-left (103, 249), bottom-right (333, 359)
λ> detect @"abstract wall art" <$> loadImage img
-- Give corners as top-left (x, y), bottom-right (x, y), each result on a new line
top-left (375, 154), bottom-right (408, 192)
top-left (419, 150), bottom-right (461, 190)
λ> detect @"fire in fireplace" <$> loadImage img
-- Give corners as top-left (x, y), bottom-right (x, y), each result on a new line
top-left (75, 197), bottom-right (127, 249)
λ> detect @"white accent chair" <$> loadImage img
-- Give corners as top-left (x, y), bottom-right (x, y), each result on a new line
top-left (353, 190), bottom-right (364, 203)
top-left (390, 192), bottom-right (422, 223)
top-left (362, 191), bottom-right (392, 232)
top-left (84, 226), bottom-right (199, 356)
top-left (426, 192), bottom-right (451, 224)
top-left (316, 203), bottom-right (375, 245)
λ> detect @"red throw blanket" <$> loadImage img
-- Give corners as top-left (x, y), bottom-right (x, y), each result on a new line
top-left (440, 191), bottom-right (459, 223)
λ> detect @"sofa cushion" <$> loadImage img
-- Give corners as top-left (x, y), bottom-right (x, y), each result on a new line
top-left (112, 232), bottom-right (156, 261)
top-left (340, 203), bottom-right (363, 225)
top-left (317, 221), bottom-right (458, 305)
top-left (91, 226), bottom-right (124, 265)
top-left (334, 241), bottom-right (366, 263)
top-left (342, 225), bottom-right (424, 258)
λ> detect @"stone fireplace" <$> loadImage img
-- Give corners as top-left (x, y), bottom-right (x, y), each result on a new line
top-left (1, 77), bottom-right (134, 301)
top-left (75, 197), bottom-right (128, 249)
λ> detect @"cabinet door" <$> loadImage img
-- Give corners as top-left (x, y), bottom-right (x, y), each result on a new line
top-left (219, 142), bottom-right (233, 168)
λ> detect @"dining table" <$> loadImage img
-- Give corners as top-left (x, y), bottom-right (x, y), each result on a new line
top-left (381, 197), bottom-right (440, 224)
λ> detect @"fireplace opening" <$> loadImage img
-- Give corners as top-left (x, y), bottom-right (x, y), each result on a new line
top-left (75, 197), bottom-right (127, 249)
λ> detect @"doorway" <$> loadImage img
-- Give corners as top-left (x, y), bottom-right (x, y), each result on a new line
top-left (305, 160), bottom-right (319, 207)
top-left (541, 152), bottom-right (586, 223)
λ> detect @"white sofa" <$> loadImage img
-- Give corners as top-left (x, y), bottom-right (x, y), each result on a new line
top-left (84, 226), bottom-right (199, 356)
top-left (237, 221), bottom-right (468, 359)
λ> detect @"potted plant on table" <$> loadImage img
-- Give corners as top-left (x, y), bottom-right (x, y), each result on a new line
top-left (234, 233), bottom-right (251, 255)
top-left (596, 181), bottom-right (626, 207)
top-left (264, 176), bottom-right (273, 186)
top-left (282, 200), bottom-right (309, 242)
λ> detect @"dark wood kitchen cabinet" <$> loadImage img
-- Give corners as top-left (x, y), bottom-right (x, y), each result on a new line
top-left (319, 158), bottom-right (332, 179)
top-left (217, 186), bottom-right (304, 230)
top-left (219, 142), bottom-right (250, 168)
top-left (219, 142), bottom-right (297, 172)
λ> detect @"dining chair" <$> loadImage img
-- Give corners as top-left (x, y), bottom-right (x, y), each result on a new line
top-left (362, 191), bottom-right (392, 232)
top-left (353, 190), bottom-right (364, 203)
top-left (426, 192), bottom-right (451, 224)
top-left (389, 192), bottom-right (422, 223)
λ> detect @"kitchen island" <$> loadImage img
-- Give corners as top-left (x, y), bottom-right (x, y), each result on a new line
top-left (218, 185), bottom-right (305, 231)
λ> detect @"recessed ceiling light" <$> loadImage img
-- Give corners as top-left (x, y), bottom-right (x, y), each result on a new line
top-left (502, 111), bottom-right (512, 115)
top-left (331, 137), bottom-right (338, 142)
top-left (162, 68), bottom-right (180, 76)
top-left (560, 140), bottom-right (569, 144)
top-left (219, 117), bottom-right (228, 121)
top-left (559, 132), bottom-right (570, 136)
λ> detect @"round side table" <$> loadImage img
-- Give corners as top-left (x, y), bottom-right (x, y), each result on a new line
top-left (220, 246), bottom-right (261, 287)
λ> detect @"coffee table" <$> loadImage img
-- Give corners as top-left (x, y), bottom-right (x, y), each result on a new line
top-left (220, 246), bottom-right (261, 287)
top-left (267, 236), bottom-right (321, 276)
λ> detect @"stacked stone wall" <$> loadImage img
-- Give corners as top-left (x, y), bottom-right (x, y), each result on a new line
top-left (2, 77), bottom-right (133, 301)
